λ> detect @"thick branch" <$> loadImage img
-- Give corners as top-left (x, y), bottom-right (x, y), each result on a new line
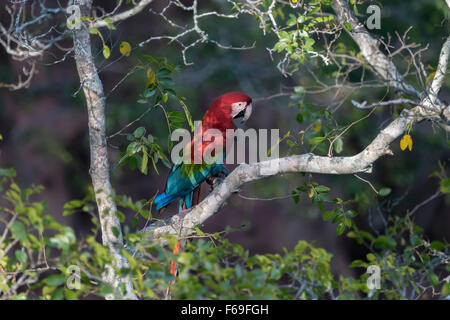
top-left (73, 0), bottom-right (136, 300)
top-left (429, 36), bottom-right (450, 105)
top-left (331, 0), bottom-right (420, 98)
top-left (332, 0), bottom-right (448, 121)
top-left (143, 106), bottom-right (423, 240)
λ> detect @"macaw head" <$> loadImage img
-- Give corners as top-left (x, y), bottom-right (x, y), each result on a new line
top-left (202, 92), bottom-right (253, 132)
top-left (226, 92), bottom-right (253, 123)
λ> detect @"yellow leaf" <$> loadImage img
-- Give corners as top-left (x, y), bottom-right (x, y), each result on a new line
top-left (400, 136), bottom-right (407, 151)
top-left (308, 188), bottom-right (314, 198)
top-left (119, 41), bottom-right (131, 57)
top-left (146, 67), bottom-right (153, 79)
top-left (407, 135), bottom-right (413, 151)
top-left (146, 68), bottom-right (156, 88)
top-left (400, 134), bottom-right (412, 151)
top-left (313, 123), bottom-right (322, 132)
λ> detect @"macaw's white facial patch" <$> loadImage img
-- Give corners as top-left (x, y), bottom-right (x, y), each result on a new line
top-left (231, 101), bottom-right (247, 118)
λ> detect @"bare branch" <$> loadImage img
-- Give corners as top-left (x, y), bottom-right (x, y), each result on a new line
top-left (92, 0), bottom-right (154, 28)
top-left (351, 98), bottom-right (419, 109)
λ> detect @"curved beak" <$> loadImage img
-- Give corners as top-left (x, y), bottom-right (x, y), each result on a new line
top-left (242, 103), bottom-right (253, 122)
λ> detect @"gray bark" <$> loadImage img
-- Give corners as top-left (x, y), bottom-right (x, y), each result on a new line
top-left (72, 0), bottom-right (136, 300)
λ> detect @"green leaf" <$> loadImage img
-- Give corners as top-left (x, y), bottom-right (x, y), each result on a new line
top-left (133, 127), bottom-right (145, 139)
top-left (315, 185), bottom-right (330, 193)
top-left (366, 253), bottom-right (376, 262)
top-left (430, 241), bottom-right (445, 251)
top-left (168, 110), bottom-right (186, 123)
top-left (374, 235), bottom-right (396, 250)
top-left (141, 151), bottom-right (148, 175)
top-left (196, 227), bottom-right (205, 236)
top-left (103, 17), bottom-right (116, 30)
top-left (103, 45), bottom-right (111, 59)
top-left (11, 221), bottom-right (28, 242)
top-left (410, 234), bottom-right (421, 246)
top-left (427, 273), bottom-right (439, 286)
top-left (63, 200), bottom-right (84, 216)
top-left (334, 137), bottom-right (343, 154)
top-left (344, 21), bottom-right (352, 31)
top-left (45, 273), bottom-right (66, 287)
top-left (442, 282), bottom-right (450, 297)
top-left (126, 142), bottom-right (140, 156)
top-left (336, 223), bottom-right (346, 235)
top-left (378, 187), bottom-right (391, 196)
top-left (0, 168), bottom-right (16, 177)
top-left (112, 226), bottom-right (120, 238)
top-left (15, 250), bottom-right (27, 263)
top-left (323, 210), bottom-right (334, 221)
top-left (309, 136), bottom-right (326, 146)
top-left (143, 88), bottom-right (156, 98)
top-left (440, 178), bottom-right (450, 194)
top-left (89, 27), bottom-right (99, 34)
top-left (64, 288), bottom-right (79, 300)
top-left (48, 227), bottom-right (76, 250)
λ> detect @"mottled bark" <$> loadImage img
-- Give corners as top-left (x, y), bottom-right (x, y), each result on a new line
top-left (72, 0), bottom-right (136, 300)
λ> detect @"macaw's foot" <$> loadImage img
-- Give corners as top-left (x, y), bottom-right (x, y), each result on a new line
top-left (207, 167), bottom-right (229, 191)
top-left (206, 176), bottom-right (226, 192)
top-left (210, 177), bottom-right (225, 191)
top-left (218, 166), bottom-right (229, 179)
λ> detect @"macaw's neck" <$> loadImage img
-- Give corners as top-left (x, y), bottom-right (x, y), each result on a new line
top-left (193, 103), bottom-right (235, 162)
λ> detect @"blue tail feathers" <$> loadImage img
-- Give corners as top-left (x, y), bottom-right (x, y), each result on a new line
top-left (155, 192), bottom-right (180, 211)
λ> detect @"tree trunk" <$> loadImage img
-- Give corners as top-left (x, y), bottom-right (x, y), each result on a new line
top-left (72, 0), bottom-right (136, 300)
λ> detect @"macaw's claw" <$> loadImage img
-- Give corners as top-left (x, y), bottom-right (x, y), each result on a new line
top-left (210, 176), bottom-right (225, 192)
top-left (219, 166), bottom-right (229, 178)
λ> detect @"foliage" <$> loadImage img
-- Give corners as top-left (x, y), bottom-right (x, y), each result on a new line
top-left (0, 169), bottom-right (448, 300)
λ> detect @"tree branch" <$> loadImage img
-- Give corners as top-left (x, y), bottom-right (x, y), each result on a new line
top-left (92, 0), bottom-right (154, 28)
top-left (429, 36), bottom-right (450, 106)
top-left (331, 0), bottom-right (420, 98)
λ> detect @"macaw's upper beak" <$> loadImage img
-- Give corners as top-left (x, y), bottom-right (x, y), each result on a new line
top-left (242, 103), bottom-right (253, 123)
top-left (234, 103), bottom-right (253, 123)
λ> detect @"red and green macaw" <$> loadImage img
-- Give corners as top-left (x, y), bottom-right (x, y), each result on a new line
top-left (154, 92), bottom-right (253, 285)
top-left (155, 92), bottom-right (253, 212)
